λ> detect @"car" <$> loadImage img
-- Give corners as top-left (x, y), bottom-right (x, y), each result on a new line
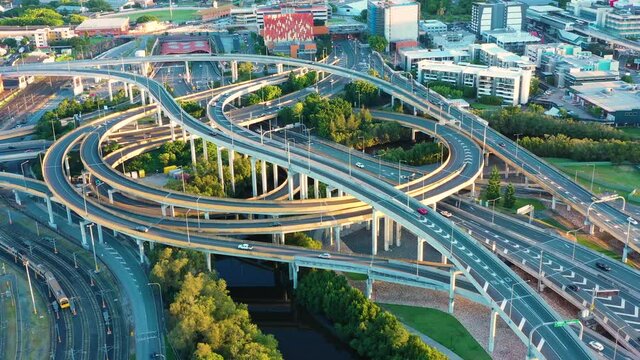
top-left (498, 142), bottom-right (506, 148)
top-left (417, 208), bottom-right (428, 215)
top-left (135, 226), bottom-right (149, 233)
top-left (595, 262), bottom-right (611, 271)
top-left (355, 162), bottom-right (364, 168)
top-left (271, 222), bottom-right (281, 227)
top-left (567, 284), bottom-right (580, 291)
top-left (209, 131), bottom-right (217, 137)
top-left (588, 341), bottom-right (604, 352)
top-left (7, 146), bottom-right (15, 150)
top-left (317, 253), bottom-right (331, 259)
top-left (440, 210), bottom-right (453, 218)
top-left (237, 243), bottom-right (253, 250)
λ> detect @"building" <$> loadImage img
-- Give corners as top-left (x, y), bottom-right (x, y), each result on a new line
top-left (398, 48), bottom-right (470, 70)
top-left (368, 0), bottom-right (420, 44)
top-left (335, 0), bottom-right (368, 16)
top-left (419, 19), bottom-right (448, 35)
top-left (565, 0), bottom-right (640, 37)
top-left (261, 12), bottom-right (325, 57)
top-left (470, 0), bottom-right (527, 35)
top-left (75, 18), bottom-right (130, 36)
top-left (468, 43), bottom-right (535, 69)
top-left (430, 30), bottom-right (477, 50)
top-left (525, 43), bottom-right (620, 87)
top-left (482, 29), bottom-right (541, 54)
top-left (0, 26), bottom-right (75, 48)
top-left (569, 81), bottom-right (640, 124)
top-left (416, 60), bottom-right (532, 104)
top-left (256, 2), bottom-right (331, 29)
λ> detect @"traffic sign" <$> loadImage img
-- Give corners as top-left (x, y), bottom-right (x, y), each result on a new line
top-left (554, 319), bottom-right (580, 327)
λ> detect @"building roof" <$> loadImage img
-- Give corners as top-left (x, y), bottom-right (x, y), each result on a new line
top-left (527, 5), bottom-right (562, 13)
top-left (418, 60), bottom-right (527, 79)
top-left (571, 81), bottom-right (640, 112)
top-left (568, 70), bottom-right (619, 79)
top-left (400, 48), bottom-right (469, 59)
top-left (76, 18), bottom-right (129, 31)
top-left (484, 29), bottom-right (541, 43)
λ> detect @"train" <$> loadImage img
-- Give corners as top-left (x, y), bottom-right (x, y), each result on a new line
top-left (45, 270), bottom-right (70, 309)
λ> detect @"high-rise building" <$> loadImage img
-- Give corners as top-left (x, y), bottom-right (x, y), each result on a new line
top-left (470, 0), bottom-right (527, 35)
top-left (367, 0), bottom-right (420, 44)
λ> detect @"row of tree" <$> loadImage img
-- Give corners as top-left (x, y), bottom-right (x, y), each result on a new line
top-left (518, 134), bottom-right (640, 164)
top-left (296, 270), bottom-right (447, 360)
top-left (427, 81), bottom-right (476, 99)
top-left (150, 247), bottom-right (282, 360)
top-left (485, 167), bottom-right (516, 208)
top-left (0, 8), bottom-right (84, 26)
top-left (378, 141), bottom-right (445, 166)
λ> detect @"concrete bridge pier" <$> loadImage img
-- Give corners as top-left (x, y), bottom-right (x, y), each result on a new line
top-left (66, 206), bottom-right (73, 225)
top-left (217, 147), bottom-right (225, 192)
top-left (395, 223), bottom-right (402, 246)
top-left (96, 224), bottom-right (104, 244)
top-left (371, 209), bottom-right (379, 255)
top-left (107, 189), bottom-right (116, 204)
top-left (488, 308), bottom-right (499, 353)
top-left (128, 83), bottom-right (134, 104)
top-left (289, 262), bottom-right (298, 289)
top-left (448, 269), bottom-right (463, 314)
top-left (230, 61), bottom-right (238, 82)
top-left (123, 81), bottom-right (129, 97)
top-left (261, 160), bottom-right (268, 194)
top-left (206, 252), bottom-right (212, 272)
top-left (314, 179), bottom-right (320, 199)
top-left (79, 221), bottom-right (89, 248)
top-left (417, 238), bottom-right (425, 261)
top-left (229, 149), bottom-right (236, 194)
top-left (140, 89), bottom-right (146, 105)
top-left (156, 107), bottom-right (162, 126)
top-left (181, 127), bottom-right (187, 143)
top-left (276, 63), bottom-right (284, 73)
top-left (623, 245), bottom-right (630, 263)
top-left (64, 156), bottom-right (71, 180)
top-left (45, 197), bottom-right (56, 229)
top-left (204, 212), bottom-right (210, 220)
top-left (287, 170), bottom-right (295, 200)
top-left (411, 129), bottom-right (418, 142)
top-left (189, 135), bottom-right (197, 167)
top-left (334, 226), bottom-right (341, 251)
top-left (551, 196), bottom-right (556, 210)
top-left (13, 190), bottom-right (21, 206)
top-left (72, 76), bottom-right (84, 96)
top-left (383, 217), bottom-right (391, 251)
top-left (250, 157), bottom-right (258, 198)
top-left (107, 81), bottom-right (113, 102)
top-left (299, 174), bottom-right (307, 199)
top-left (272, 163), bottom-right (278, 188)
top-left (170, 120), bottom-right (176, 141)
top-left (137, 239), bottom-right (144, 264)
top-left (504, 163), bottom-right (509, 179)
top-left (184, 61), bottom-right (191, 83)
top-left (202, 139), bottom-right (208, 161)
top-left (365, 277), bottom-right (374, 299)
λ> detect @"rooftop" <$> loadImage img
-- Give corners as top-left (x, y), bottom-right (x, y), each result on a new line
top-left (484, 29), bottom-right (541, 43)
top-left (571, 81), bottom-right (640, 112)
top-left (76, 17), bottom-right (129, 31)
top-left (418, 60), bottom-right (528, 78)
top-left (527, 5), bottom-right (563, 13)
top-left (400, 48), bottom-right (468, 58)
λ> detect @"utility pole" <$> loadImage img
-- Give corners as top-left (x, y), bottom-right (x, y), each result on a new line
top-left (23, 259), bottom-right (37, 314)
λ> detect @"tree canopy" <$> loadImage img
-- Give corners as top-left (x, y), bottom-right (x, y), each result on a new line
top-left (136, 15), bottom-right (159, 23)
top-left (368, 35), bottom-right (388, 53)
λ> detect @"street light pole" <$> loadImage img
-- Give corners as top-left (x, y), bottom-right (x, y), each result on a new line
top-left (514, 133), bottom-right (522, 159)
top-left (590, 163), bottom-right (596, 192)
top-left (185, 209), bottom-right (192, 244)
top-left (488, 197), bottom-right (501, 224)
top-left (87, 223), bottom-right (99, 273)
top-left (20, 160), bottom-right (29, 189)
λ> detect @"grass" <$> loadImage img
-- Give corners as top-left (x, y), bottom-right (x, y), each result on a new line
top-left (535, 216), bottom-right (571, 232)
top-left (382, 304), bottom-right (490, 360)
top-left (620, 127), bottom-right (640, 139)
top-left (344, 272), bottom-right (368, 281)
top-left (544, 158), bottom-right (640, 204)
top-left (121, 9), bottom-right (200, 23)
top-left (577, 236), bottom-right (622, 261)
top-left (469, 103), bottom-right (501, 111)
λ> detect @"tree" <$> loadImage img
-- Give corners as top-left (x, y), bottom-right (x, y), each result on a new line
top-left (503, 183), bottom-right (516, 208)
top-left (136, 15), bottom-right (160, 23)
top-left (67, 14), bottom-right (87, 24)
top-left (3, 38), bottom-right (17, 49)
top-left (529, 77), bottom-right (540, 95)
top-left (285, 233), bottom-right (322, 249)
top-left (368, 35), bottom-right (388, 53)
top-left (238, 62), bottom-right (254, 79)
top-left (621, 75), bottom-right (633, 83)
top-left (485, 166), bottom-right (501, 201)
top-left (86, 0), bottom-right (112, 11)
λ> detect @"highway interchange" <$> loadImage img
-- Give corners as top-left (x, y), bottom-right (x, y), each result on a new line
top-left (0, 48), bottom-right (637, 359)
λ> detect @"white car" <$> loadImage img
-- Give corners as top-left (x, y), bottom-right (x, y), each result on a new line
top-left (440, 211), bottom-right (453, 218)
top-left (317, 253), bottom-right (331, 259)
top-left (135, 226), bottom-right (149, 233)
top-left (355, 162), bottom-right (365, 168)
top-left (588, 341), bottom-right (604, 352)
top-left (237, 243), bottom-right (254, 250)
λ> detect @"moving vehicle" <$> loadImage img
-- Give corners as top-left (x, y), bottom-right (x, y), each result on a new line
top-left (498, 142), bottom-right (506, 148)
top-left (595, 262), bottom-right (611, 271)
top-left (45, 271), bottom-right (70, 309)
top-left (135, 226), bottom-right (149, 233)
top-left (567, 284), bottom-right (580, 291)
top-left (417, 208), bottom-right (428, 215)
top-left (588, 341), bottom-right (604, 352)
top-left (440, 210), bottom-right (453, 218)
top-left (318, 253), bottom-right (331, 259)
top-left (355, 162), bottom-right (364, 168)
top-left (238, 243), bottom-right (253, 250)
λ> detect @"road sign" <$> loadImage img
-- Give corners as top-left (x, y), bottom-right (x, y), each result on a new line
top-left (554, 319), bottom-right (581, 327)
top-left (595, 289), bottom-right (619, 297)
top-left (516, 204), bottom-right (534, 215)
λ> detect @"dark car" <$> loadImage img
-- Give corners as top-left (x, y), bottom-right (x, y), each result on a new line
top-left (595, 262), bottom-right (611, 271)
top-left (498, 142), bottom-right (506, 148)
top-left (417, 208), bottom-right (428, 215)
top-left (567, 284), bottom-right (580, 291)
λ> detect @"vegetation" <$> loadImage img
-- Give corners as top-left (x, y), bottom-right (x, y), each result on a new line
top-left (344, 80), bottom-right (380, 107)
top-left (285, 232), bottom-right (322, 249)
top-left (378, 142), bottom-right (445, 166)
top-left (368, 35), bottom-right (388, 53)
top-left (503, 183), bottom-right (516, 209)
top-left (237, 62), bottom-right (254, 82)
top-left (518, 134), bottom-right (640, 164)
top-left (529, 77), bottom-right (541, 96)
top-left (150, 247), bottom-right (282, 360)
top-left (419, 0), bottom-right (473, 21)
top-left (621, 75), bottom-right (633, 84)
top-left (0, 8), bottom-right (65, 26)
top-left (485, 166), bottom-right (501, 202)
top-left (86, 0), bottom-right (112, 11)
top-left (427, 81), bottom-right (476, 99)
top-left (136, 15), bottom-right (160, 24)
top-left (477, 95), bottom-right (503, 106)
top-left (179, 101), bottom-right (205, 118)
top-left (296, 270), bottom-right (447, 360)
top-left (280, 71), bottom-right (317, 94)
top-left (246, 85), bottom-right (282, 106)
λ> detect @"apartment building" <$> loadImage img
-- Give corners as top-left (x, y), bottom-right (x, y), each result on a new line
top-left (470, 0), bottom-right (527, 35)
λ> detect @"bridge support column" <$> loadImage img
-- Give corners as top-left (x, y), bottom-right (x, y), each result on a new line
top-left (276, 63), bottom-right (284, 73)
top-left (202, 139), bottom-right (208, 161)
top-left (551, 196), bottom-right (556, 210)
top-left (181, 127), bottom-right (187, 143)
top-left (299, 174), bottom-right (307, 200)
top-left (128, 83), bottom-right (134, 104)
top-left (123, 81), bottom-right (129, 97)
top-left (189, 135), bottom-right (197, 167)
top-left (334, 226), bottom-right (341, 251)
top-left (231, 61), bottom-right (238, 82)
top-left (251, 157), bottom-right (258, 198)
top-left (289, 262), bottom-right (298, 289)
top-left (365, 277), bottom-right (374, 300)
top-left (383, 217), bottom-right (391, 251)
top-left (448, 269), bottom-right (463, 314)
top-left (261, 160), bottom-right (268, 194)
top-left (206, 252), bottom-right (212, 272)
top-left (395, 222), bottom-right (402, 246)
top-left (314, 179), bottom-right (320, 199)
top-left (217, 147), bottom-right (225, 193)
top-left (169, 120), bottom-right (176, 141)
top-left (470, 183), bottom-right (476, 199)
top-left (107, 81), bottom-right (113, 102)
top-left (417, 238), bottom-right (424, 261)
top-left (72, 76), bottom-right (84, 96)
top-left (588, 223), bottom-right (595, 235)
top-left (184, 61), bottom-right (191, 83)
top-left (79, 221), bottom-right (89, 248)
top-left (371, 209), bottom-right (378, 255)
top-left (46, 197), bottom-right (56, 229)
top-left (287, 170), bottom-right (295, 200)
top-left (488, 308), bottom-right (499, 353)
top-left (524, 176), bottom-right (529, 187)
top-left (66, 206), bottom-right (73, 225)
top-left (140, 89), bottom-right (146, 105)
top-left (156, 107), bottom-right (162, 126)
top-left (107, 189), bottom-right (115, 204)
top-left (272, 163), bottom-right (278, 188)
top-left (170, 205), bottom-right (176, 217)
top-left (623, 244), bottom-right (630, 263)
top-left (64, 156), bottom-right (71, 180)
top-left (137, 239), bottom-right (144, 264)
top-left (13, 190), bottom-right (21, 206)
top-left (504, 163), bottom-right (509, 179)
top-left (96, 224), bottom-right (104, 244)
top-left (204, 212), bottom-right (210, 220)
top-left (411, 129), bottom-right (418, 142)
top-left (229, 149), bottom-right (236, 194)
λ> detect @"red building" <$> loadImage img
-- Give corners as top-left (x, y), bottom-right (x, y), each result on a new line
top-left (263, 13), bottom-right (314, 47)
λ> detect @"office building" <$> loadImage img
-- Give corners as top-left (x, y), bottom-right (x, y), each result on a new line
top-left (430, 30), bottom-right (477, 50)
top-left (419, 19), bottom-right (448, 35)
top-left (468, 43), bottom-right (535, 69)
top-left (569, 81), bottom-right (640, 125)
top-left (416, 60), bottom-right (532, 105)
top-left (470, 0), bottom-right (527, 35)
top-left (398, 48), bottom-right (470, 70)
top-left (256, 2), bottom-right (331, 29)
top-left (482, 29), bottom-right (541, 54)
top-left (566, 0), bottom-right (640, 37)
top-left (368, 0), bottom-right (420, 44)
top-left (335, 0), bottom-right (368, 16)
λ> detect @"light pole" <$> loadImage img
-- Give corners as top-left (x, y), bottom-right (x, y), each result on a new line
top-left (82, 183), bottom-right (89, 217)
top-left (590, 163), bottom-right (596, 191)
top-left (147, 282), bottom-right (165, 356)
top-left (185, 209), bottom-right (192, 244)
top-left (86, 223), bottom-right (99, 273)
top-left (398, 160), bottom-right (407, 185)
top-left (20, 160), bottom-right (29, 189)
top-left (623, 216), bottom-right (638, 263)
top-left (196, 196), bottom-right (201, 230)
top-left (348, 147), bottom-right (352, 177)
top-left (95, 181), bottom-right (105, 202)
top-left (509, 279), bottom-right (531, 318)
top-left (373, 154), bottom-right (383, 178)
top-left (487, 197), bottom-right (501, 224)
top-left (514, 133), bottom-right (522, 159)
top-left (566, 226), bottom-right (584, 260)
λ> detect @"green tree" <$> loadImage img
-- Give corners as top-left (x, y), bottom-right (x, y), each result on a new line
top-left (67, 14), bottom-right (87, 24)
top-left (285, 233), bottom-right (322, 249)
top-left (485, 166), bottom-right (501, 201)
top-left (621, 75), bottom-right (633, 83)
top-left (86, 0), bottom-right (112, 11)
top-left (503, 183), bottom-right (516, 208)
top-left (238, 62), bottom-right (254, 80)
top-left (136, 15), bottom-right (159, 23)
top-left (368, 35), bottom-right (388, 53)
top-left (529, 77), bottom-right (540, 95)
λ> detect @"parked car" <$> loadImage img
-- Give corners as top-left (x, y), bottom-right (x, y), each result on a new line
top-left (595, 262), bottom-right (611, 271)
top-left (238, 243), bottom-right (254, 250)
top-left (317, 253), bottom-right (331, 259)
top-left (417, 208), bottom-right (428, 215)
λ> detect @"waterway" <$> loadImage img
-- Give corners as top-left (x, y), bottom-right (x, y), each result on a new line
top-left (215, 256), bottom-right (362, 360)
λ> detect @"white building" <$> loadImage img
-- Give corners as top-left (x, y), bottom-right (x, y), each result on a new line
top-left (419, 19), bottom-right (448, 35)
top-left (368, 0), bottom-right (420, 43)
top-left (398, 48), bottom-right (469, 70)
top-left (416, 60), bottom-right (532, 105)
top-left (470, 0), bottom-right (526, 35)
top-left (468, 43), bottom-right (535, 70)
top-left (482, 29), bottom-right (541, 54)
top-left (335, 0), bottom-right (367, 16)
